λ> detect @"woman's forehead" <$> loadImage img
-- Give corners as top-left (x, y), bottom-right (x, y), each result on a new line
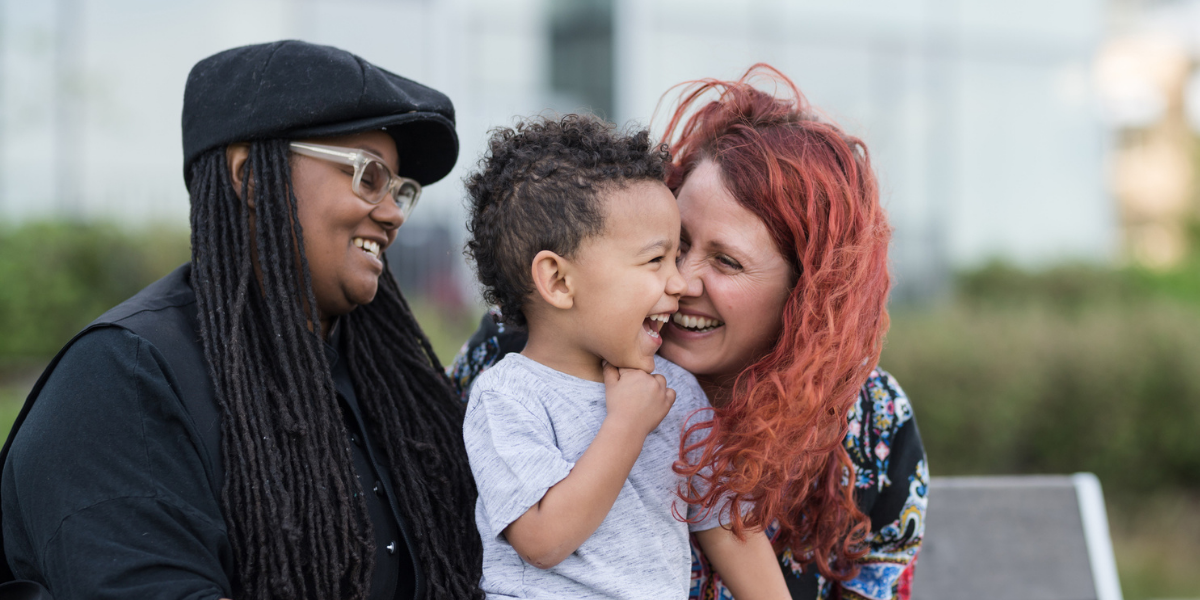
top-left (678, 162), bottom-right (773, 255)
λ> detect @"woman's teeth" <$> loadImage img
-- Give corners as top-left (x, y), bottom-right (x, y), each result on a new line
top-left (353, 237), bottom-right (380, 258)
top-left (672, 312), bottom-right (724, 332)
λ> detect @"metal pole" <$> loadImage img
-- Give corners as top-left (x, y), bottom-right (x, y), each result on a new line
top-left (53, 0), bottom-right (80, 217)
top-left (922, 0), bottom-right (959, 301)
top-left (0, 0), bottom-right (6, 215)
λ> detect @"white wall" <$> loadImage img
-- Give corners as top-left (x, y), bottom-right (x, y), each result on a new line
top-left (0, 0), bottom-right (1115, 302)
top-left (0, 0), bottom-right (554, 231)
top-left (615, 0), bottom-right (1112, 297)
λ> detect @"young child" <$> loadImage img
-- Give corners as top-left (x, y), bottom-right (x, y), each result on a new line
top-left (461, 115), bottom-right (789, 599)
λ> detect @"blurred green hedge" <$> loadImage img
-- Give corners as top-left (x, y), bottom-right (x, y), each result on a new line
top-left (0, 222), bottom-right (190, 360)
top-left (883, 262), bottom-right (1200, 495)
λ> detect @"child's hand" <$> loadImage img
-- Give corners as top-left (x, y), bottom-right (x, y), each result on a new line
top-left (502, 362), bottom-right (677, 569)
top-left (602, 361), bottom-right (676, 437)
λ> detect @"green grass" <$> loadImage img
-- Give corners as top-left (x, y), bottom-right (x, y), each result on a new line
top-left (408, 299), bottom-right (484, 368)
top-left (884, 258), bottom-right (1200, 599)
top-left (0, 363), bottom-right (1193, 600)
top-left (0, 384), bottom-right (28, 442)
top-left (1109, 492), bottom-right (1200, 600)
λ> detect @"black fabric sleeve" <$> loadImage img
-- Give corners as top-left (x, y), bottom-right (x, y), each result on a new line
top-left (2, 327), bottom-right (233, 600)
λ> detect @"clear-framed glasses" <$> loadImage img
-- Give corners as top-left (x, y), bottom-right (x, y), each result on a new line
top-left (289, 141), bottom-right (422, 216)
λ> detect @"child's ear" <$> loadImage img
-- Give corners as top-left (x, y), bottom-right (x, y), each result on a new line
top-left (530, 250), bottom-right (574, 310)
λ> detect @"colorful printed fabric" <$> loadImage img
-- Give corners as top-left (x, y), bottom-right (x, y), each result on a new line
top-left (448, 310), bottom-right (927, 600)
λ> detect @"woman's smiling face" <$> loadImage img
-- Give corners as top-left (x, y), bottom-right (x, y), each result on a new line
top-left (289, 130), bottom-right (405, 325)
top-left (660, 159), bottom-right (796, 387)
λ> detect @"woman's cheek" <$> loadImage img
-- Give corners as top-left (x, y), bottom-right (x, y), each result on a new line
top-left (725, 277), bottom-right (786, 356)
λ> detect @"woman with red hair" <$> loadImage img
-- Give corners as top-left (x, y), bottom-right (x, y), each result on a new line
top-left (451, 64), bottom-right (926, 600)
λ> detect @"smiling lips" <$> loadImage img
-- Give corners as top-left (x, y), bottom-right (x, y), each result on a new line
top-left (671, 312), bottom-right (724, 332)
top-left (353, 237), bottom-right (382, 259)
top-left (645, 312), bottom-right (726, 339)
top-left (644, 312), bottom-right (725, 339)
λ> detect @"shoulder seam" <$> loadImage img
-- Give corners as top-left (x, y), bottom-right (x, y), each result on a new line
top-left (109, 298), bottom-right (198, 327)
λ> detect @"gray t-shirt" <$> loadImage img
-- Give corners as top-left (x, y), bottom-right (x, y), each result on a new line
top-left (463, 353), bottom-right (721, 600)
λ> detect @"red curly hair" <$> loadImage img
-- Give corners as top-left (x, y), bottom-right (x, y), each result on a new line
top-left (663, 64), bottom-right (892, 581)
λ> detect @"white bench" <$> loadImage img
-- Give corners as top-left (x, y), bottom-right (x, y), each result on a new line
top-left (911, 474), bottom-right (1123, 600)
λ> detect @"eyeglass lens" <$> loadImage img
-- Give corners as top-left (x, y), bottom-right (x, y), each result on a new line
top-left (356, 160), bottom-right (420, 211)
top-left (357, 160), bottom-right (392, 204)
top-left (394, 180), bottom-right (419, 208)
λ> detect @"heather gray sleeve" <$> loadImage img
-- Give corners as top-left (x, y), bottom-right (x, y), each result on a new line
top-left (463, 389), bottom-right (574, 536)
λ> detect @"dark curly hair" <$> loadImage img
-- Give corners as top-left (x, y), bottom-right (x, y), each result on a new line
top-left (465, 114), bottom-right (670, 326)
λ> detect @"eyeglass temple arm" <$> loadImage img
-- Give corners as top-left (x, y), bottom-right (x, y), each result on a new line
top-left (289, 142), bottom-right (360, 165)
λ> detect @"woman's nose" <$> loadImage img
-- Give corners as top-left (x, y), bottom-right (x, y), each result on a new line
top-left (371, 198), bottom-right (405, 231)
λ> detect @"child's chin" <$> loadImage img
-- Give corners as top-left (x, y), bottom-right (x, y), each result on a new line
top-left (632, 354), bottom-right (658, 373)
top-left (608, 354), bottom-right (657, 373)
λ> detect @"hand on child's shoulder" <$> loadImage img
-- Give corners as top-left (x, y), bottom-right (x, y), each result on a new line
top-left (601, 361), bottom-right (676, 437)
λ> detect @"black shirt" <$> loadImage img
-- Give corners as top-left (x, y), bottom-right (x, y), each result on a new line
top-left (0, 265), bottom-right (418, 600)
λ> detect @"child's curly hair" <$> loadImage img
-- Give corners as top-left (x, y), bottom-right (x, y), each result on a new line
top-left (465, 114), bottom-right (670, 326)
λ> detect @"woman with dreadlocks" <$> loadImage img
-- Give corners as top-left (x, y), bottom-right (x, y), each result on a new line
top-left (0, 41), bottom-right (482, 600)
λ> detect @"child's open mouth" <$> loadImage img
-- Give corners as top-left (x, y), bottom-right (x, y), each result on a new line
top-left (643, 313), bottom-right (670, 339)
top-left (671, 312), bottom-right (724, 333)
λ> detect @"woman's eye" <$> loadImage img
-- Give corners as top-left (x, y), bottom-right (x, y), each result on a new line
top-left (717, 255), bottom-right (742, 269)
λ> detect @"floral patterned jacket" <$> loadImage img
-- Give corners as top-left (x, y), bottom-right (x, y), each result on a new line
top-left (448, 312), bottom-right (927, 600)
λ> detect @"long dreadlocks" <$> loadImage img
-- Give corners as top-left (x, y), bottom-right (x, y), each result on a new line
top-left (188, 138), bottom-right (483, 600)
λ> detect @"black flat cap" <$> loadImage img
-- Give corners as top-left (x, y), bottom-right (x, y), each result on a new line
top-left (182, 40), bottom-right (458, 189)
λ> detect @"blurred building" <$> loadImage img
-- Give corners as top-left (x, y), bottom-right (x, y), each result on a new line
top-left (0, 0), bottom-right (1112, 303)
top-left (1098, 0), bottom-right (1200, 269)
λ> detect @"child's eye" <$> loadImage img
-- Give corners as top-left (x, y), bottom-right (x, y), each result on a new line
top-left (649, 256), bottom-right (665, 264)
